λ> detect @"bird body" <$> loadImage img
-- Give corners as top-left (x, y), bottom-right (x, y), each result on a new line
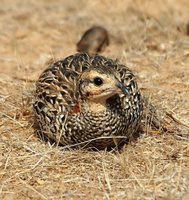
top-left (33, 53), bottom-right (143, 149)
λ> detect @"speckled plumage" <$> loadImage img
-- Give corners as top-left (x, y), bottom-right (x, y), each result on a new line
top-left (33, 53), bottom-right (143, 149)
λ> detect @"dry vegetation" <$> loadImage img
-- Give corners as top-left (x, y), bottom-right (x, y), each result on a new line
top-left (0, 0), bottom-right (189, 199)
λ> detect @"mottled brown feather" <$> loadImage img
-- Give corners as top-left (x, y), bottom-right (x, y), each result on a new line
top-left (33, 53), bottom-right (143, 149)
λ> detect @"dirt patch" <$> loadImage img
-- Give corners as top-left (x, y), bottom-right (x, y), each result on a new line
top-left (0, 0), bottom-right (189, 199)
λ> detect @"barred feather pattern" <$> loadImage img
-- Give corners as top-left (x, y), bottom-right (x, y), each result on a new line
top-left (33, 53), bottom-right (143, 149)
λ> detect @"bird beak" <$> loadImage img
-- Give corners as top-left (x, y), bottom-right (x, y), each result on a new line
top-left (116, 82), bottom-right (130, 95)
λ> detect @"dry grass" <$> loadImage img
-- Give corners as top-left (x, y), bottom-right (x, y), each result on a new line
top-left (0, 0), bottom-right (189, 199)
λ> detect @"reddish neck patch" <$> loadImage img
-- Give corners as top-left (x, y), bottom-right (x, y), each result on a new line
top-left (72, 104), bottom-right (80, 114)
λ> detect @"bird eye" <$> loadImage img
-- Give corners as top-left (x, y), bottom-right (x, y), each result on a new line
top-left (93, 77), bottom-right (103, 86)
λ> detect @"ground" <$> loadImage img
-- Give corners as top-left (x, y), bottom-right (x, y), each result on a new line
top-left (0, 0), bottom-right (189, 199)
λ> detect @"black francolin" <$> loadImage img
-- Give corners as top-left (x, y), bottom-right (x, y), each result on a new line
top-left (33, 53), bottom-right (143, 149)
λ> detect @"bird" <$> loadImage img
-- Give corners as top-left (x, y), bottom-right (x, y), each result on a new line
top-left (77, 26), bottom-right (109, 54)
top-left (33, 53), bottom-right (143, 149)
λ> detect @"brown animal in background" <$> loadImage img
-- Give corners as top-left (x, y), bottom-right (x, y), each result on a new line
top-left (77, 26), bottom-right (109, 54)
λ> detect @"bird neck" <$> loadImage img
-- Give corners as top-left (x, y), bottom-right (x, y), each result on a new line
top-left (82, 98), bottom-right (107, 114)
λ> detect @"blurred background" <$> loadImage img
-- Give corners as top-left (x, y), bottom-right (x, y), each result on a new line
top-left (1, 0), bottom-right (189, 68)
